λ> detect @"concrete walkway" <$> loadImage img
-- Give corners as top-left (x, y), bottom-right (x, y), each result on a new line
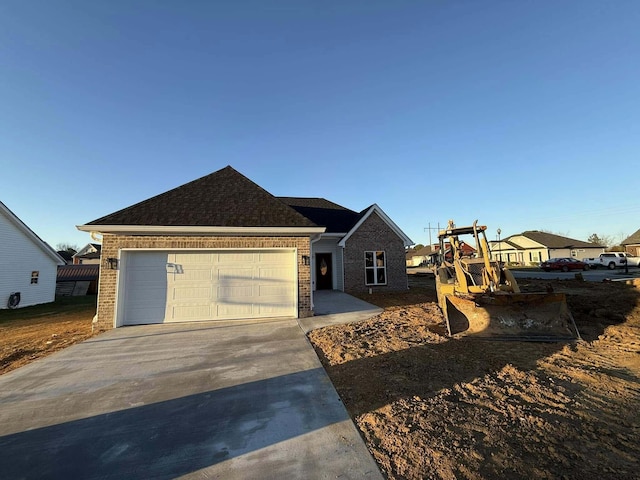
top-left (298, 290), bottom-right (383, 333)
top-left (0, 310), bottom-right (383, 479)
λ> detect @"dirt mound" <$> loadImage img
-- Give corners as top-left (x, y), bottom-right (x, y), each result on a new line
top-left (309, 277), bottom-right (640, 479)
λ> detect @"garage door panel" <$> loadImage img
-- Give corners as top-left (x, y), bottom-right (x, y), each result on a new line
top-left (217, 267), bottom-right (253, 281)
top-left (173, 253), bottom-right (214, 264)
top-left (217, 285), bottom-right (253, 299)
top-left (169, 305), bottom-right (211, 321)
top-left (215, 303), bottom-right (254, 317)
top-left (174, 268), bottom-right (212, 282)
top-left (121, 249), bottom-right (296, 326)
top-left (259, 251), bottom-right (291, 263)
top-left (257, 302), bottom-right (292, 316)
top-left (171, 286), bottom-right (212, 300)
top-left (217, 253), bottom-right (255, 264)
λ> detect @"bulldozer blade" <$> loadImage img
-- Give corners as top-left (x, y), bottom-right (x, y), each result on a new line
top-left (444, 292), bottom-right (580, 341)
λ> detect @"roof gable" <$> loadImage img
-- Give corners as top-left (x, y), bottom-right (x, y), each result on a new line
top-left (622, 228), bottom-right (640, 245)
top-left (0, 201), bottom-right (65, 265)
top-left (278, 197), bottom-right (361, 233)
top-left (338, 204), bottom-right (413, 247)
top-left (83, 166), bottom-right (317, 229)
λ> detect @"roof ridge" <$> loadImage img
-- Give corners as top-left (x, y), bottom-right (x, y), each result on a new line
top-left (84, 165), bottom-right (318, 228)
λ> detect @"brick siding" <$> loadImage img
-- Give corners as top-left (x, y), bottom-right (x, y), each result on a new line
top-left (95, 234), bottom-right (312, 331)
top-left (343, 212), bottom-right (408, 293)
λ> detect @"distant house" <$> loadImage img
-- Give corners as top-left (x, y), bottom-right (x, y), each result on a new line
top-left (407, 243), bottom-right (475, 267)
top-left (621, 229), bottom-right (640, 256)
top-left (72, 243), bottom-right (101, 265)
top-left (0, 201), bottom-right (65, 309)
top-left (489, 231), bottom-right (605, 265)
top-left (407, 245), bottom-right (436, 267)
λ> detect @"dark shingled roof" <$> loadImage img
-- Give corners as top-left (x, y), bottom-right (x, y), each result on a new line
top-left (85, 166), bottom-right (317, 228)
top-left (622, 228), bottom-right (640, 245)
top-left (519, 231), bottom-right (601, 248)
top-left (278, 197), bottom-right (362, 233)
top-left (77, 251), bottom-right (101, 259)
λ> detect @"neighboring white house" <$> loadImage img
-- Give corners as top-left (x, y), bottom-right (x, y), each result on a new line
top-left (72, 243), bottom-right (102, 265)
top-left (488, 231), bottom-right (605, 265)
top-left (0, 201), bottom-right (65, 309)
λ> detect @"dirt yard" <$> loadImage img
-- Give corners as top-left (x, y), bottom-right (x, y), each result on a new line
top-left (0, 297), bottom-right (97, 375)
top-left (309, 274), bottom-right (640, 479)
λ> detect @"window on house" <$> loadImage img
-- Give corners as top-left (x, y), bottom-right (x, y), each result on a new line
top-left (31, 271), bottom-right (39, 284)
top-left (365, 251), bottom-right (386, 285)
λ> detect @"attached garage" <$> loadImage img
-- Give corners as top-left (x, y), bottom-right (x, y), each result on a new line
top-left (117, 249), bottom-right (297, 326)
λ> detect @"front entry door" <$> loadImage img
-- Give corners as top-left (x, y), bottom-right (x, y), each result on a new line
top-left (315, 253), bottom-right (333, 290)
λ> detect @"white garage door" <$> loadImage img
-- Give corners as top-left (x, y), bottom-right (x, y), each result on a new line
top-left (120, 250), bottom-right (297, 326)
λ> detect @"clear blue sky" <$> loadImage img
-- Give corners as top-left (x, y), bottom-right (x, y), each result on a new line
top-left (2, 0), bottom-right (639, 249)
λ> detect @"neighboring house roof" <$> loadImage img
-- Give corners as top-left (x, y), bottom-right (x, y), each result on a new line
top-left (57, 264), bottom-right (100, 282)
top-left (57, 251), bottom-right (74, 263)
top-left (0, 200), bottom-right (65, 265)
top-left (622, 228), bottom-right (640, 245)
top-left (73, 243), bottom-right (102, 259)
top-left (412, 246), bottom-right (431, 257)
top-left (76, 251), bottom-right (101, 260)
top-left (516, 231), bottom-right (604, 249)
top-left (278, 197), bottom-right (361, 233)
top-left (82, 166), bottom-right (318, 229)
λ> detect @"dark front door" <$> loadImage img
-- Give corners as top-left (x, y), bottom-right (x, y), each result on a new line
top-left (315, 253), bottom-right (333, 290)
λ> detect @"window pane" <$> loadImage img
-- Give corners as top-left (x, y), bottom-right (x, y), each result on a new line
top-left (366, 269), bottom-right (375, 285)
top-left (376, 251), bottom-right (385, 266)
top-left (377, 269), bottom-right (386, 284)
top-left (365, 252), bottom-right (374, 267)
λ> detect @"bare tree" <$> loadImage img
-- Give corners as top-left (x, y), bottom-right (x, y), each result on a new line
top-left (56, 243), bottom-right (79, 254)
top-left (587, 233), bottom-right (613, 246)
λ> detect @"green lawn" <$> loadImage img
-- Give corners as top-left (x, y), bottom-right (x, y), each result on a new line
top-left (0, 296), bottom-right (97, 324)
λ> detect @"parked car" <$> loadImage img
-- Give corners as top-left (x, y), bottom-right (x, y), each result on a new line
top-left (599, 252), bottom-right (628, 270)
top-left (540, 257), bottom-right (590, 272)
top-left (620, 252), bottom-right (640, 268)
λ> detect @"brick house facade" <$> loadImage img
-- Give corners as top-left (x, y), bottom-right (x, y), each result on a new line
top-left (79, 166), bottom-right (412, 330)
top-left (343, 212), bottom-right (408, 293)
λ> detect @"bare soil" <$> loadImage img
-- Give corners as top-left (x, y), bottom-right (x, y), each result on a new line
top-left (309, 274), bottom-right (640, 479)
top-left (0, 297), bottom-right (97, 375)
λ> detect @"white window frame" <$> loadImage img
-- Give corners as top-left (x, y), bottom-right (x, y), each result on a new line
top-left (364, 251), bottom-right (387, 286)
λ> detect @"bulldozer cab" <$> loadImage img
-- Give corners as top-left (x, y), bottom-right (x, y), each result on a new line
top-left (434, 220), bottom-right (580, 341)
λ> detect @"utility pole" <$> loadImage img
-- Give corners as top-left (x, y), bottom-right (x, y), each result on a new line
top-left (424, 222), bottom-right (441, 248)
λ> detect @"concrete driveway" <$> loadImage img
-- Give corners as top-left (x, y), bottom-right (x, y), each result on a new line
top-left (0, 294), bottom-right (383, 480)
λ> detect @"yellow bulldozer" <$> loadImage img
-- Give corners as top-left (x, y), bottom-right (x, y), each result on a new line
top-left (434, 220), bottom-right (580, 341)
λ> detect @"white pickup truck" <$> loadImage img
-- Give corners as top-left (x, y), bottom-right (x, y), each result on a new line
top-left (582, 252), bottom-right (640, 270)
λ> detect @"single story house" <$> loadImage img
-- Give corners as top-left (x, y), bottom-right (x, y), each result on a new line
top-left (407, 243), bottom-right (475, 267)
top-left (489, 231), bottom-right (605, 265)
top-left (1, 200), bottom-right (65, 309)
top-left (621, 228), bottom-right (640, 256)
top-left (78, 166), bottom-right (412, 330)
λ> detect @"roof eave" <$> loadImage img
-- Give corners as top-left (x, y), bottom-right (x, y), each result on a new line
top-left (1, 201), bottom-right (65, 265)
top-left (76, 225), bottom-right (326, 236)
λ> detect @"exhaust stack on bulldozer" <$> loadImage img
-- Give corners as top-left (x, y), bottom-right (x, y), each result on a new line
top-left (434, 221), bottom-right (580, 341)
